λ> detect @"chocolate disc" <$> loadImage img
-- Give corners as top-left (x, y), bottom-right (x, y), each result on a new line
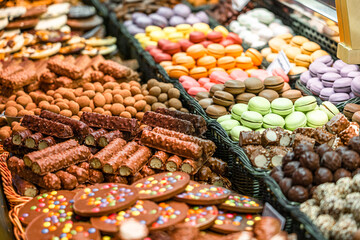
top-left (174, 181), bottom-right (231, 205)
top-left (131, 172), bottom-right (190, 202)
top-left (184, 205), bottom-right (218, 230)
top-left (19, 190), bottom-right (75, 226)
top-left (73, 183), bottom-right (138, 217)
top-left (219, 193), bottom-right (263, 213)
top-left (149, 201), bottom-right (188, 231)
top-left (90, 200), bottom-right (160, 234)
top-left (210, 211), bottom-right (261, 234)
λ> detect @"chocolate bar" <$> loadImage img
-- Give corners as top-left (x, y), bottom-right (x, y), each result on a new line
top-left (97, 130), bottom-right (124, 147)
top-left (165, 155), bottom-right (183, 172)
top-left (196, 166), bottom-right (212, 181)
top-left (12, 175), bottom-right (38, 197)
top-left (155, 108), bottom-right (207, 136)
top-left (119, 146), bottom-right (152, 176)
top-left (243, 145), bottom-right (264, 157)
top-left (12, 129), bottom-right (32, 145)
top-left (149, 151), bottom-right (169, 169)
top-left (47, 58), bottom-right (84, 80)
top-left (250, 147), bottom-right (270, 169)
top-left (239, 131), bottom-right (261, 146)
top-left (141, 130), bottom-right (202, 160)
top-left (90, 138), bottom-right (127, 169)
top-left (31, 145), bottom-right (91, 175)
top-left (24, 133), bottom-right (43, 149)
top-left (206, 157), bottom-right (228, 176)
top-left (293, 128), bottom-right (315, 138)
top-left (104, 174), bottom-right (128, 184)
top-left (78, 162), bottom-right (89, 171)
top-left (0, 68), bottom-right (37, 89)
top-left (261, 129), bottom-right (280, 146)
top-left (40, 71), bottom-right (56, 84)
top-left (21, 115), bottom-right (74, 138)
top-left (339, 122), bottom-right (360, 145)
top-left (3, 137), bottom-right (31, 155)
top-left (102, 142), bottom-right (139, 174)
top-left (292, 134), bottom-right (315, 148)
top-left (98, 60), bottom-right (131, 79)
top-left (142, 111), bottom-right (195, 135)
top-left (127, 172), bottom-right (143, 185)
top-left (84, 129), bottom-right (107, 146)
top-left (140, 165), bottom-right (156, 177)
top-left (38, 136), bottom-right (56, 150)
top-left (268, 146), bottom-right (289, 168)
top-left (23, 139), bottom-right (79, 167)
top-left (40, 110), bottom-right (91, 138)
top-left (325, 113), bottom-right (350, 134)
top-left (80, 112), bottom-right (138, 133)
top-left (181, 159), bottom-right (198, 175)
top-left (313, 127), bottom-right (336, 145)
top-left (89, 169), bottom-right (104, 184)
top-left (66, 165), bottom-right (89, 183)
top-left (7, 156), bottom-right (61, 190)
top-left (56, 171), bottom-right (78, 190)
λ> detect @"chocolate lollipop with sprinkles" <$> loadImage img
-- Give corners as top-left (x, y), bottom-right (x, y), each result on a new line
top-left (219, 193), bottom-right (263, 213)
top-left (19, 190), bottom-right (76, 226)
top-left (149, 201), bottom-right (188, 231)
top-left (73, 183), bottom-right (138, 217)
top-left (210, 211), bottom-right (261, 234)
top-left (131, 172), bottom-right (190, 202)
top-left (184, 205), bottom-right (218, 230)
top-left (174, 181), bottom-right (231, 205)
top-left (90, 200), bottom-right (160, 234)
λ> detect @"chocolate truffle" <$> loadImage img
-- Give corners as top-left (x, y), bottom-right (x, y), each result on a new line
top-left (336, 146), bottom-right (348, 156)
top-left (282, 151), bottom-right (296, 166)
top-left (312, 183), bottom-right (337, 202)
top-left (316, 144), bottom-right (331, 158)
top-left (287, 185), bottom-right (309, 202)
top-left (299, 152), bottom-right (320, 171)
top-left (292, 167), bottom-right (313, 186)
top-left (279, 178), bottom-right (292, 195)
top-left (283, 161), bottom-right (301, 177)
top-left (334, 168), bottom-right (352, 181)
top-left (349, 136), bottom-right (360, 154)
top-left (270, 169), bottom-right (284, 184)
top-left (293, 143), bottom-right (314, 157)
top-left (314, 167), bottom-right (333, 185)
top-left (342, 150), bottom-right (360, 170)
top-left (320, 195), bottom-right (346, 218)
top-left (321, 151), bottom-right (342, 171)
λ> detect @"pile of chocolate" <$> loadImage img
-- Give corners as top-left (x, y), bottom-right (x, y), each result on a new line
top-left (207, 0), bottom-right (254, 25)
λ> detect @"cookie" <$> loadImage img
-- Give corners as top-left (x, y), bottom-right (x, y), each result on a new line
top-left (184, 205), bottom-right (218, 230)
top-left (0, 34), bottom-right (24, 53)
top-left (149, 201), bottom-right (188, 231)
top-left (0, 17), bottom-right (8, 30)
top-left (81, 45), bottom-right (117, 56)
top-left (36, 30), bottom-right (71, 43)
top-left (90, 200), bottom-right (160, 234)
top-left (18, 190), bottom-right (75, 226)
top-left (60, 42), bottom-right (86, 55)
top-left (131, 172), bottom-right (190, 202)
top-left (26, 42), bottom-right (61, 59)
top-left (210, 211), bottom-right (261, 234)
top-left (68, 5), bottom-right (96, 19)
top-left (67, 15), bottom-right (103, 30)
top-left (41, 3), bottom-right (70, 19)
top-left (73, 183), bottom-right (138, 217)
top-left (174, 181), bottom-right (231, 205)
top-left (219, 193), bottom-right (263, 213)
top-left (35, 15), bottom-right (67, 31)
top-left (0, 6), bottom-right (26, 20)
top-left (21, 5), bottom-right (47, 18)
top-left (5, 18), bottom-right (39, 30)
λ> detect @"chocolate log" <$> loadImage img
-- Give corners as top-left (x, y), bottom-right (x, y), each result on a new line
top-left (141, 130), bottom-right (203, 159)
top-left (66, 165), bottom-right (89, 183)
top-left (31, 145), bottom-right (92, 175)
top-left (98, 60), bottom-right (131, 79)
top-left (261, 128), bottom-right (280, 146)
top-left (80, 112), bottom-right (138, 133)
top-left (339, 122), bottom-right (360, 145)
top-left (40, 110), bottom-right (91, 138)
top-left (325, 113), bottom-right (350, 134)
top-left (97, 130), bottom-right (124, 147)
top-left (250, 148), bottom-right (270, 169)
top-left (78, 162), bottom-right (89, 171)
top-left (142, 111), bottom-right (195, 135)
top-left (55, 171), bottom-right (78, 190)
top-left (89, 169), bottom-right (104, 184)
top-left (292, 134), bottom-right (315, 148)
top-left (90, 138), bottom-right (127, 169)
top-left (102, 142), bottom-right (139, 174)
top-left (293, 128), bottom-right (315, 138)
top-left (206, 157), bottom-right (228, 176)
top-left (7, 156), bottom-right (61, 190)
top-left (119, 146), bottom-right (152, 176)
top-left (23, 139), bottom-right (79, 167)
top-left (268, 146), bottom-right (289, 168)
top-left (181, 159), bottom-right (198, 175)
top-left (12, 129), bottom-right (32, 145)
top-left (276, 128), bottom-right (292, 147)
top-left (38, 136), bottom-right (56, 150)
top-left (21, 115), bottom-right (74, 138)
top-left (149, 151), bottom-right (169, 170)
top-left (24, 133), bottom-right (43, 149)
top-left (196, 166), bottom-right (212, 181)
top-left (140, 165), bottom-right (156, 177)
top-left (239, 131), bottom-right (261, 146)
top-left (104, 174), bottom-right (128, 184)
top-left (3, 137), bottom-right (31, 155)
top-left (165, 155), bottom-right (183, 172)
top-left (47, 58), bottom-right (84, 80)
top-left (12, 175), bottom-right (38, 197)
top-left (156, 108), bottom-right (207, 136)
top-left (84, 129), bottom-right (107, 146)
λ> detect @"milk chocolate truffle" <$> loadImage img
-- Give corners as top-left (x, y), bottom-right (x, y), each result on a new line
top-left (283, 161), bottom-right (301, 177)
top-left (270, 168), bottom-right (284, 184)
top-left (336, 146), bottom-right (348, 156)
top-left (299, 152), bottom-right (320, 171)
top-left (341, 150), bottom-right (360, 171)
top-left (294, 143), bottom-right (314, 157)
top-left (292, 167), bottom-right (313, 186)
top-left (314, 167), bottom-right (333, 185)
top-left (282, 152), bottom-right (295, 166)
top-left (287, 186), bottom-right (309, 202)
top-left (349, 136), bottom-right (360, 154)
top-left (334, 168), bottom-right (352, 181)
top-left (316, 144), bottom-right (331, 158)
top-left (321, 151), bottom-right (341, 171)
top-left (279, 178), bottom-right (292, 195)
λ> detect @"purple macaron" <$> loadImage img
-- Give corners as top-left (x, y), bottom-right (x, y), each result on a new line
top-left (315, 55), bottom-right (333, 67)
top-left (350, 92), bottom-right (356, 98)
top-left (317, 67), bottom-right (338, 78)
top-left (310, 81), bottom-right (324, 96)
top-left (348, 71), bottom-right (360, 78)
top-left (319, 88), bottom-right (335, 101)
top-left (306, 77), bottom-right (321, 89)
top-left (300, 71), bottom-right (311, 85)
top-left (309, 62), bottom-right (326, 77)
top-left (333, 60), bottom-right (347, 71)
top-left (169, 15), bottom-right (186, 26)
top-left (351, 76), bottom-right (360, 97)
top-left (333, 78), bottom-right (353, 93)
top-left (173, 4), bottom-right (191, 18)
top-left (340, 65), bottom-right (359, 77)
top-left (329, 93), bottom-right (350, 105)
top-left (321, 72), bottom-right (341, 88)
top-left (156, 7), bottom-right (174, 19)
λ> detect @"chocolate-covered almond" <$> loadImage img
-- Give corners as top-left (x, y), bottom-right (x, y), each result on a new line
top-left (283, 161), bottom-right (300, 177)
top-left (314, 167), bottom-right (333, 185)
top-left (341, 150), bottom-right (360, 171)
top-left (287, 186), bottom-right (309, 202)
top-left (270, 168), bottom-right (284, 184)
top-left (321, 151), bottom-right (341, 171)
top-left (292, 167), bottom-right (313, 187)
top-left (282, 152), bottom-right (296, 166)
top-left (279, 178), bottom-right (292, 195)
top-left (316, 144), bottom-right (331, 158)
top-left (299, 152), bottom-right (320, 171)
top-left (334, 168), bottom-right (352, 181)
top-left (293, 144), bottom-right (314, 157)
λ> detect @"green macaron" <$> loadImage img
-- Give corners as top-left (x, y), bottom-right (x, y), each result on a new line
top-left (294, 96), bottom-right (317, 113)
top-left (262, 113), bottom-right (285, 128)
top-left (217, 114), bottom-right (233, 123)
top-left (306, 110), bottom-right (329, 128)
top-left (255, 128), bottom-right (266, 134)
top-left (220, 119), bottom-right (240, 134)
top-left (285, 111), bottom-right (307, 131)
top-left (231, 103), bottom-right (248, 120)
top-left (270, 98), bottom-right (293, 117)
top-left (230, 125), bottom-right (252, 141)
top-left (319, 101), bottom-right (340, 120)
top-left (240, 111), bottom-right (263, 129)
top-left (248, 96), bottom-right (271, 115)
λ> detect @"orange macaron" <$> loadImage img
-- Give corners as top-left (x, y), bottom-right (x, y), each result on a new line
top-left (190, 67), bottom-right (208, 79)
top-left (175, 55), bottom-right (196, 69)
top-left (207, 43), bottom-right (225, 58)
top-left (197, 55), bottom-right (217, 69)
top-left (217, 56), bottom-right (236, 70)
top-left (235, 56), bottom-right (254, 69)
top-left (168, 65), bottom-right (189, 78)
top-left (186, 44), bottom-right (206, 59)
top-left (225, 44), bottom-right (243, 58)
top-left (245, 48), bottom-right (263, 66)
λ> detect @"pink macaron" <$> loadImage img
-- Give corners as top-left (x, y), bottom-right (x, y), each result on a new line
top-left (272, 68), bottom-right (289, 83)
top-left (251, 69), bottom-right (270, 81)
top-left (198, 77), bottom-right (211, 86)
top-left (210, 71), bottom-right (232, 84)
top-left (230, 69), bottom-right (248, 81)
top-left (188, 86), bottom-right (208, 96)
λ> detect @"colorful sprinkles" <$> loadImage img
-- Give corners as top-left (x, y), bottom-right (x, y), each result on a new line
top-left (184, 205), bottom-right (218, 229)
top-left (135, 172), bottom-right (184, 196)
top-left (219, 193), bottom-right (263, 213)
top-left (150, 201), bottom-right (188, 231)
top-left (212, 210), bottom-right (261, 233)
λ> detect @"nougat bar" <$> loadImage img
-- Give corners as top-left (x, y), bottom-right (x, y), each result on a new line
top-left (89, 169), bottom-right (104, 184)
top-left (0, 69), bottom-right (37, 89)
top-left (119, 146), bottom-right (152, 176)
top-left (84, 129), bottom-right (107, 146)
top-left (97, 130), bottom-right (124, 147)
top-left (102, 142), bottom-right (139, 174)
top-left (239, 131), bottom-right (261, 146)
top-left (313, 127), bottom-right (336, 145)
top-left (149, 151), bottom-right (169, 169)
top-left (67, 165), bottom-right (89, 183)
top-left (165, 155), bottom-right (183, 172)
top-left (47, 58), bottom-right (84, 80)
top-left (12, 129), bottom-right (32, 145)
top-left (90, 138), bottom-right (127, 169)
top-left (56, 171), bottom-right (78, 190)
top-left (25, 133), bottom-right (43, 149)
top-left (98, 60), bottom-right (131, 79)
top-left (325, 113), bottom-right (350, 134)
top-left (293, 127), bottom-right (315, 138)
top-left (12, 175), bottom-right (38, 197)
top-left (206, 157), bottom-right (228, 176)
top-left (38, 136), bottom-right (56, 150)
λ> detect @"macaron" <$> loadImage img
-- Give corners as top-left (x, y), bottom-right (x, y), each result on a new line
top-left (259, 89), bottom-right (279, 103)
top-left (340, 65), bottom-right (359, 77)
top-left (316, 67), bottom-right (338, 78)
top-left (309, 62), bottom-right (326, 77)
top-left (230, 126), bottom-right (252, 141)
top-left (314, 55), bottom-right (333, 67)
top-left (352, 111), bottom-right (360, 124)
top-left (333, 60), bottom-right (347, 71)
top-left (351, 76), bottom-right (360, 97)
top-left (168, 65), bottom-right (189, 78)
top-left (222, 80), bottom-right (245, 95)
top-left (235, 56), bottom-right (254, 69)
top-left (207, 43), bottom-right (225, 58)
top-left (328, 93), bottom-right (350, 105)
top-left (290, 36), bottom-right (309, 48)
top-left (281, 90), bottom-right (302, 103)
top-left (294, 54), bottom-right (311, 68)
top-left (285, 111), bottom-right (307, 130)
top-left (244, 77), bottom-right (264, 94)
top-left (271, 98), bottom-right (293, 116)
top-left (225, 44), bottom-right (243, 57)
top-left (333, 78), bottom-right (352, 93)
top-left (319, 101), bottom-right (340, 120)
top-left (284, 46), bottom-right (301, 62)
top-left (268, 38), bottom-right (287, 53)
top-left (220, 119), bottom-right (240, 134)
top-left (289, 66), bottom-right (307, 75)
top-left (213, 91), bottom-right (234, 107)
top-left (175, 56), bottom-right (195, 69)
top-left (210, 84), bottom-right (225, 96)
top-left (248, 96), bottom-right (271, 116)
top-left (195, 91), bottom-right (210, 101)
top-left (294, 96), bottom-right (317, 112)
top-left (186, 44), bottom-right (206, 59)
top-left (245, 48), bottom-right (263, 66)
top-left (236, 93), bottom-right (256, 104)
top-left (263, 113), bottom-right (285, 128)
top-left (240, 111), bottom-right (263, 129)
top-left (321, 72), bottom-right (341, 88)
top-left (344, 103), bottom-right (360, 119)
top-left (319, 88), bottom-right (335, 101)
top-left (301, 41), bottom-right (321, 55)
top-left (206, 105), bottom-right (227, 118)
top-left (264, 76), bottom-right (284, 92)
top-left (300, 71), bottom-right (312, 85)
top-left (190, 67), bottom-right (208, 79)
top-left (217, 114), bottom-right (232, 123)
top-left (306, 110), bottom-right (328, 128)
top-left (197, 56), bottom-right (216, 69)
top-left (217, 56), bottom-right (236, 69)
top-left (310, 81), bottom-right (324, 96)
top-left (231, 103), bottom-right (248, 120)
top-left (199, 98), bottom-right (213, 109)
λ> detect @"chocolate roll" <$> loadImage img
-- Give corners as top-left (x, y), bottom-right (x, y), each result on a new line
top-left (268, 146), bottom-right (288, 168)
top-left (78, 162), bottom-right (89, 171)
top-left (165, 155), bottom-right (183, 172)
top-left (141, 130), bottom-right (203, 159)
top-left (12, 175), bottom-right (38, 197)
top-left (239, 131), bottom-right (261, 146)
top-left (3, 137), bottom-right (31, 155)
top-left (250, 148), bottom-right (270, 169)
top-left (196, 166), bottom-right (212, 181)
top-left (293, 128), bottom-right (315, 138)
top-left (84, 129), bottom-right (107, 146)
top-left (47, 58), bottom-right (84, 80)
top-left (40, 110), bottom-right (91, 138)
top-left (313, 127), bottom-right (336, 145)
top-left (127, 172), bottom-right (143, 185)
top-left (206, 157), bottom-right (228, 176)
top-left (140, 165), bottom-right (156, 177)
top-left (155, 108), bottom-right (207, 136)
top-left (90, 138), bottom-right (127, 169)
top-left (142, 111), bottom-right (195, 135)
top-left (12, 129), bottom-right (32, 145)
top-left (89, 169), bottom-right (104, 184)
top-left (339, 122), bottom-right (360, 145)
top-left (66, 165), bottom-right (89, 183)
top-left (98, 60), bottom-right (131, 79)
top-left (261, 128), bottom-right (280, 146)
top-left (325, 113), bottom-right (350, 134)
top-left (38, 136), bottom-right (56, 150)
top-left (80, 112), bottom-right (138, 133)
top-left (103, 142), bottom-right (139, 174)
top-left (119, 146), bottom-right (152, 176)
top-left (31, 145), bottom-right (92, 175)
top-left (55, 171), bottom-right (78, 190)
top-left (97, 130), bottom-right (124, 147)
top-left (21, 115), bottom-right (74, 138)
top-left (243, 145), bottom-right (263, 157)
top-left (292, 134), bottom-right (315, 148)
top-left (7, 156), bottom-right (61, 190)
top-left (24, 133), bottom-right (43, 149)
top-left (149, 151), bottom-right (169, 170)
top-left (23, 139), bottom-right (79, 167)
top-left (104, 174), bottom-right (128, 184)
top-left (275, 128), bottom-right (291, 147)
top-left (181, 159), bottom-right (198, 175)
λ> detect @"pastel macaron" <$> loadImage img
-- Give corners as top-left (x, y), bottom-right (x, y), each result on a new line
top-left (306, 110), bottom-right (328, 128)
top-left (285, 111), bottom-right (307, 130)
top-left (270, 98), bottom-right (293, 116)
top-left (294, 96), bottom-right (317, 112)
top-left (247, 96), bottom-right (271, 115)
top-left (220, 119), bottom-right (240, 134)
top-left (231, 103), bottom-right (248, 120)
top-left (319, 101), bottom-right (339, 120)
top-left (240, 111), bottom-right (263, 129)
top-left (230, 126), bottom-right (252, 141)
top-left (262, 113), bottom-right (285, 128)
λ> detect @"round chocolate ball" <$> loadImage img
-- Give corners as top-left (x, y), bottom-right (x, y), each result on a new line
top-left (314, 167), bottom-right (333, 185)
top-left (342, 150), bottom-right (360, 171)
top-left (294, 144), bottom-right (314, 157)
top-left (287, 185), bottom-right (309, 202)
top-left (321, 151), bottom-right (341, 171)
top-left (336, 146), bottom-right (348, 156)
top-left (349, 136), bottom-right (360, 154)
top-left (283, 161), bottom-right (301, 177)
top-left (282, 152), bottom-right (296, 166)
top-left (299, 152), bottom-right (320, 171)
top-left (316, 144), bottom-right (331, 158)
top-left (334, 168), bottom-right (352, 181)
top-left (292, 167), bottom-right (313, 187)
top-left (309, 185), bottom-right (316, 197)
top-left (353, 168), bottom-right (360, 177)
top-left (279, 178), bottom-right (292, 195)
top-left (270, 169), bottom-right (284, 184)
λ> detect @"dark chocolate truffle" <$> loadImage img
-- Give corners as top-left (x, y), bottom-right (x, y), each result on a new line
top-left (279, 178), bottom-right (292, 196)
top-left (321, 151), bottom-right (342, 172)
top-left (294, 144), bottom-right (314, 157)
top-left (353, 168), bottom-right (360, 177)
top-left (282, 152), bottom-right (295, 166)
top-left (292, 167), bottom-right (313, 187)
top-left (349, 136), bottom-right (360, 154)
top-left (314, 167), bottom-right (333, 185)
top-left (334, 168), bottom-right (352, 181)
top-left (342, 150), bottom-right (360, 171)
top-left (336, 146), bottom-right (348, 156)
top-left (270, 169), bottom-right (284, 184)
top-left (316, 144), bottom-right (331, 158)
top-left (287, 185), bottom-right (309, 202)
top-left (299, 152), bottom-right (320, 171)
top-left (283, 161), bottom-right (301, 178)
